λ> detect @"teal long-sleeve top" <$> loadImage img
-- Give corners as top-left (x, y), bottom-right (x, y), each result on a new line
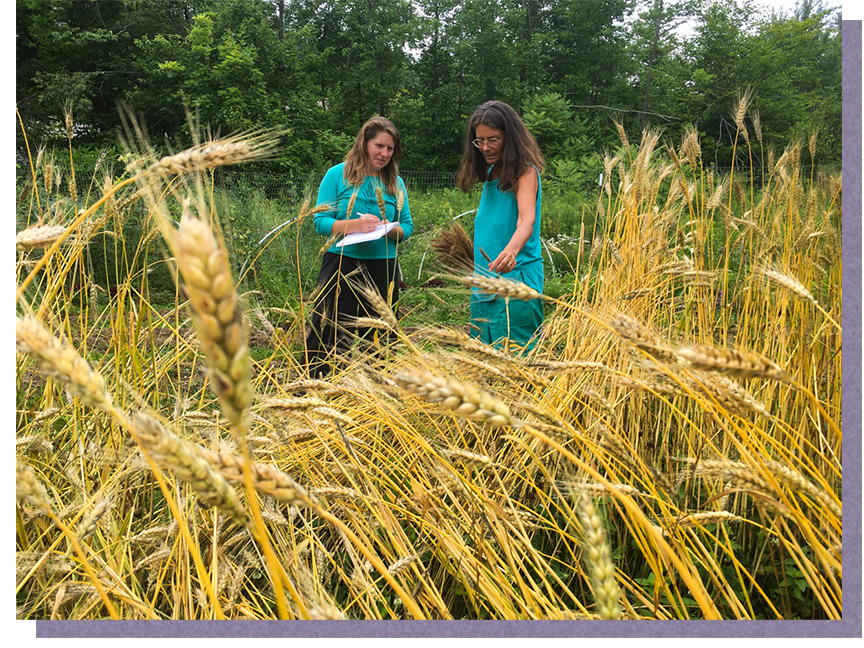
top-left (314, 163), bottom-right (413, 259)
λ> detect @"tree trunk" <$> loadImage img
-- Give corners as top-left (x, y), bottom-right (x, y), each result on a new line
top-left (277, 0), bottom-right (284, 42)
top-left (642, 0), bottom-right (663, 132)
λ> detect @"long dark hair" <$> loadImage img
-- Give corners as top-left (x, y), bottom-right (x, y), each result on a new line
top-left (343, 116), bottom-right (403, 195)
top-left (456, 100), bottom-right (545, 193)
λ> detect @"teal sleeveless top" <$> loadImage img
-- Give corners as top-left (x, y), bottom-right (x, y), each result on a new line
top-left (472, 166), bottom-right (543, 302)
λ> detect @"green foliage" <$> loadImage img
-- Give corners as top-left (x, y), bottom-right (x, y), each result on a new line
top-left (16, 0), bottom-right (842, 173)
top-left (522, 92), bottom-right (594, 163)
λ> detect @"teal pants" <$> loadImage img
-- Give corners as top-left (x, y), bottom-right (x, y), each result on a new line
top-left (470, 296), bottom-right (543, 352)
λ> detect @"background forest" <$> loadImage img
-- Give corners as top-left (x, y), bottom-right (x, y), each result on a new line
top-left (17, 0), bottom-right (842, 175)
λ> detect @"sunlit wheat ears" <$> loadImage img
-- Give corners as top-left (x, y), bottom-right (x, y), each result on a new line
top-left (443, 273), bottom-right (543, 301)
top-left (75, 495), bottom-right (113, 543)
top-left (375, 184), bottom-right (387, 220)
top-left (345, 189), bottom-right (359, 219)
top-left (732, 87), bottom-right (754, 142)
top-left (42, 154), bottom-right (54, 198)
top-left (694, 373), bottom-right (771, 419)
top-left (169, 202), bottom-right (252, 429)
top-left (132, 413), bottom-right (249, 524)
top-left (755, 267), bottom-right (818, 306)
top-left (750, 110), bottom-right (763, 144)
top-left (676, 343), bottom-right (792, 383)
top-left (16, 458), bottom-right (55, 515)
top-left (614, 119), bottom-right (629, 148)
top-left (680, 458), bottom-right (841, 519)
top-left (577, 494), bottom-right (622, 620)
top-left (145, 133), bottom-right (277, 177)
top-left (394, 368), bottom-right (515, 428)
top-left (16, 225), bottom-right (67, 252)
top-left (196, 446), bottom-right (320, 508)
top-left (348, 274), bottom-right (398, 329)
top-left (16, 316), bottom-right (113, 410)
top-left (609, 314), bottom-right (678, 363)
top-left (681, 125), bottom-right (701, 169)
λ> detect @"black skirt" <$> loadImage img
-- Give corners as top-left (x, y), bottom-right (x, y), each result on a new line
top-left (302, 252), bottom-right (401, 377)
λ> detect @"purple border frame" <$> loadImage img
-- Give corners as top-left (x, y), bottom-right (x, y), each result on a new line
top-left (33, 19), bottom-right (863, 642)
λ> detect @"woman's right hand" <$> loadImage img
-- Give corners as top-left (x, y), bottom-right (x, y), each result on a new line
top-left (352, 213), bottom-right (382, 234)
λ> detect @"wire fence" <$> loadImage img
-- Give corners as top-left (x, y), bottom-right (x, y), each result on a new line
top-left (17, 160), bottom-right (841, 232)
top-left (186, 163), bottom-right (847, 203)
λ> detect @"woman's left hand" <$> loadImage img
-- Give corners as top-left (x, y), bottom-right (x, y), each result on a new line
top-left (489, 250), bottom-right (517, 273)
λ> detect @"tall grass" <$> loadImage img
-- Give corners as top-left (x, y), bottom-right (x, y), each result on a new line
top-left (15, 105), bottom-right (841, 621)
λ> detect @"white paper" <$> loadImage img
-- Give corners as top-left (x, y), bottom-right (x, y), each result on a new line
top-left (334, 220), bottom-right (398, 247)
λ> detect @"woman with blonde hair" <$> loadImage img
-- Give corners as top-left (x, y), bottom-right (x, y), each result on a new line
top-left (303, 116), bottom-right (413, 376)
top-left (457, 100), bottom-right (545, 350)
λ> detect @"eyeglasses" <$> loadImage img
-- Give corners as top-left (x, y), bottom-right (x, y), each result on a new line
top-left (472, 137), bottom-right (501, 149)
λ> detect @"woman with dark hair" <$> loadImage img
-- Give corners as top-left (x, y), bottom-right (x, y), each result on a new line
top-left (303, 116), bottom-right (413, 377)
top-left (456, 100), bottom-right (545, 350)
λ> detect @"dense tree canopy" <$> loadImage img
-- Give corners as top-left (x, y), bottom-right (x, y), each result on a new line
top-left (16, 0), bottom-right (842, 172)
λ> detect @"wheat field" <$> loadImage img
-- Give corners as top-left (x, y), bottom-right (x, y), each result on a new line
top-left (15, 106), bottom-right (842, 621)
